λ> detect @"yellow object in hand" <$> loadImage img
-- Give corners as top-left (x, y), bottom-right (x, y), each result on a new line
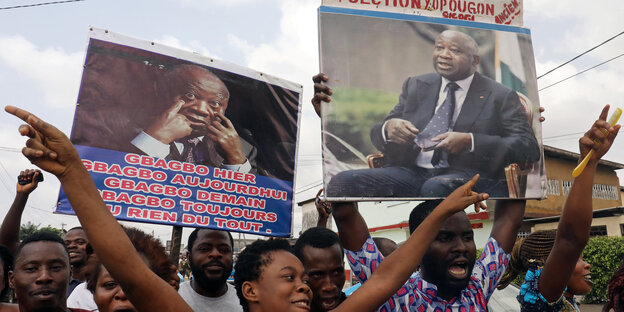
top-left (572, 107), bottom-right (622, 177)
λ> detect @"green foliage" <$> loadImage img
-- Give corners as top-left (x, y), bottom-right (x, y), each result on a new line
top-left (19, 221), bottom-right (63, 241)
top-left (582, 236), bottom-right (624, 304)
top-left (325, 88), bottom-right (398, 158)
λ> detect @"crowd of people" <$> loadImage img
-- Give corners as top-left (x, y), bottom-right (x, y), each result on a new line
top-left (0, 58), bottom-right (622, 312)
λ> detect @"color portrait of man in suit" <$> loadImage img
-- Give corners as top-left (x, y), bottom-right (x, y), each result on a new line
top-left (326, 30), bottom-right (540, 198)
top-left (130, 64), bottom-right (259, 174)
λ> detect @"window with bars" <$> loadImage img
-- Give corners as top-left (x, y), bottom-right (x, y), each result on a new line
top-left (562, 180), bottom-right (572, 196)
top-left (560, 181), bottom-right (618, 200)
top-left (589, 225), bottom-right (608, 237)
top-left (546, 179), bottom-right (560, 195)
top-left (592, 184), bottom-right (619, 200)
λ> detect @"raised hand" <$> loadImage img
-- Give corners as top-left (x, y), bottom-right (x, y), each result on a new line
top-left (311, 73), bottom-right (332, 117)
top-left (16, 169), bottom-right (42, 195)
top-left (437, 174), bottom-right (489, 216)
top-left (579, 104), bottom-right (620, 162)
top-left (5, 105), bottom-right (82, 179)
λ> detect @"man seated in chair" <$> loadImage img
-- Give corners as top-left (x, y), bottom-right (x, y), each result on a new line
top-left (314, 30), bottom-right (540, 198)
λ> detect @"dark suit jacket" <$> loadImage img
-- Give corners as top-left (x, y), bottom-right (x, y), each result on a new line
top-left (128, 135), bottom-right (264, 175)
top-left (370, 72), bottom-right (540, 178)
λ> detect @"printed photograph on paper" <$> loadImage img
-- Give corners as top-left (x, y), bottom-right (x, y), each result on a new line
top-left (319, 7), bottom-right (545, 200)
top-left (57, 29), bottom-right (302, 237)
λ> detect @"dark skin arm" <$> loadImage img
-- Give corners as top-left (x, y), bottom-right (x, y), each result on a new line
top-left (334, 175), bottom-right (488, 312)
top-left (0, 169), bottom-right (41, 254)
top-left (5, 105), bottom-right (192, 312)
top-left (489, 106), bottom-right (547, 252)
top-left (489, 199), bottom-right (526, 253)
top-left (539, 105), bottom-right (619, 302)
top-left (331, 201), bottom-right (369, 252)
top-left (312, 74), bottom-right (369, 249)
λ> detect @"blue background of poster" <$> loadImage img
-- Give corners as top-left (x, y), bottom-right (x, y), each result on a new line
top-left (56, 145), bottom-right (293, 237)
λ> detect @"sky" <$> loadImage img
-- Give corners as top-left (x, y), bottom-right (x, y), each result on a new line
top-left (0, 0), bottom-right (623, 245)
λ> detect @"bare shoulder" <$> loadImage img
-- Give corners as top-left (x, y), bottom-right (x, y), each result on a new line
top-left (0, 303), bottom-right (18, 312)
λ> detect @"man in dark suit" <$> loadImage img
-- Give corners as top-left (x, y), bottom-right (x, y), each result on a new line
top-left (130, 64), bottom-right (259, 174)
top-left (322, 30), bottom-right (539, 197)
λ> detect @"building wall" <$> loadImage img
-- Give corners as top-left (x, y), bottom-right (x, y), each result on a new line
top-left (526, 155), bottom-right (621, 218)
top-left (532, 215), bottom-right (624, 237)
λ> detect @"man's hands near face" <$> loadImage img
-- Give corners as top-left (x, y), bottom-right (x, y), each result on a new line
top-left (385, 118), bottom-right (419, 145)
top-left (432, 132), bottom-right (471, 154)
top-left (145, 100), bottom-right (246, 165)
top-left (145, 100), bottom-right (197, 144)
top-left (205, 112), bottom-right (246, 165)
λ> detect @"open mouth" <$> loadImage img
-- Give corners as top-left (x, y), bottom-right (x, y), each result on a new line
top-left (319, 296), bottom-right (339, 310)
top-left (583, 274), bottom-right (593, 286)
top-left (292, 299), bottom-right (310, 310)
top-left (112, 306), bottom-right (138, 312)
top-left (448, 260), bottom-right (469, 279)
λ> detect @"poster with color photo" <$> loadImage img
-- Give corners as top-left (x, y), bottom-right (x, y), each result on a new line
top-left (319, 6), bottom-right (546, 201)
top-left (56, 28), bottom-right (303, 237)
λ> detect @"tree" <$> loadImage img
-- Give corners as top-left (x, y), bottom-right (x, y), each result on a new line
top-left (19, 221), bottom-right (63, 241)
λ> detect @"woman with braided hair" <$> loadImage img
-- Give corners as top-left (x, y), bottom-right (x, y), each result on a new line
top-left (498, 230), bottom-right (591, 311)
top-left (603, 262), bottom-right (624, 312)
top-left (497, 105), bottom-right (619, 312)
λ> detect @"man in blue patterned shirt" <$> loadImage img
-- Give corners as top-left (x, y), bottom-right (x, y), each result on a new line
top-left (331, 199), bottom-right (525, 311)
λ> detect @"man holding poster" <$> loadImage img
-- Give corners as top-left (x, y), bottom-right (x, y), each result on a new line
top-left (325, 30), bottom-right (540, 198)
top-left (130, 64), bottom-right (259, 174)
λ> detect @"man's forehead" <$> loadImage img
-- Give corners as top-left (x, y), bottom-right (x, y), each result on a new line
top-left (302, 244), bottom-right (343, 263)
top-left (180, 68), bottom-right (229, 98)
top-left (195, 229), bottom-right (231, 246)
top-left (63, 229), bottom-right (86, 240)
top-left (17, 241), bottom-right (68, 263)
top-left (438, 212), bottom-right (472, 232)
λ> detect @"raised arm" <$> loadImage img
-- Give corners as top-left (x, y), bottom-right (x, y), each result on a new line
top-left (331, 201), bottom-right (370, 252)
top-left (4, 106), bottom-right (191, 312)
top-left (334, 175), bottom-right (488, 312)
top-left (0, 169), bottom-right (41, 254)
top-left (539, 104), bottom-right (619, 302)
top-left (489, 199), bottom-right (526, 253)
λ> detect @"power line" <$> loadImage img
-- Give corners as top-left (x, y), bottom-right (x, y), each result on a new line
top-left (537, 30), bottom-right (624, 80)
top-left (0, 161), bottom-right (15, 196)
top-left (543, 132), bottom-right (586, 140)
top-left (0, 147), bottom-right (21, 153)
top-left (0, 0), bottom-right (84, 10)
top-left (295, 181), bottom-right (323, 194)
top-left (538, 53), bottom-right (624, 92)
